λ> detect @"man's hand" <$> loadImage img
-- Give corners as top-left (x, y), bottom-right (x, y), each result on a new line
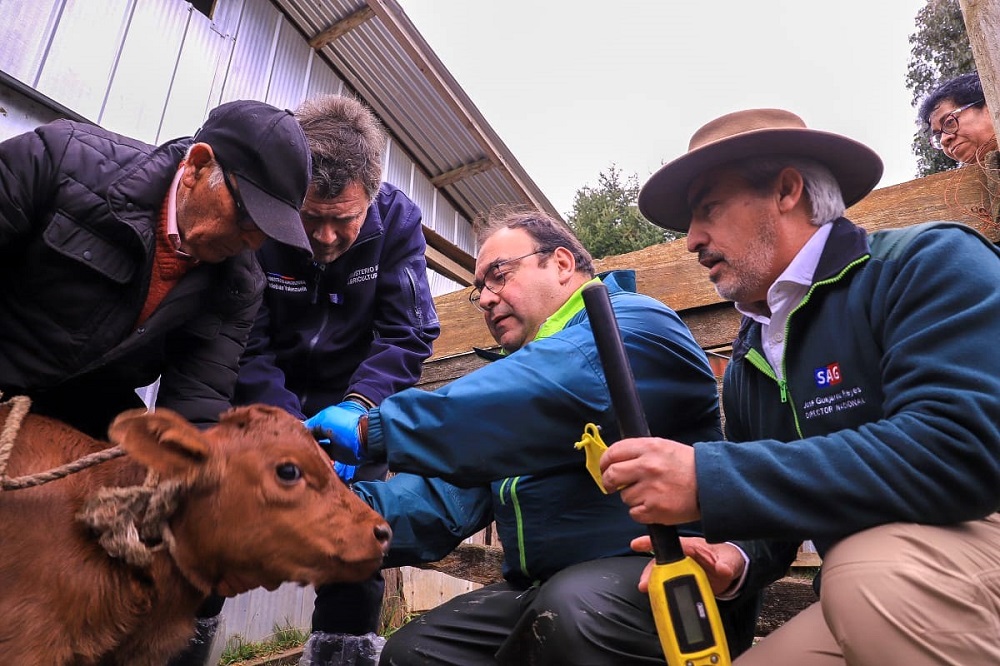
top-left (600, 436), bottom-right (699, 525)
top-left (630, 535), bottom-right (746, 596)
top-left (304, 401), bottom-right (369, 464)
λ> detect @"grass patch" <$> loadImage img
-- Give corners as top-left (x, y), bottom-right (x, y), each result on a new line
top-left (788, 567), bottom-right (819, 581)
top-left (219, 622), bottom-right (308, 665)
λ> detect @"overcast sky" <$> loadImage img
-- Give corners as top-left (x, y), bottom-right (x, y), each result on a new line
top-left (396, 0), bottom-right (929, 218)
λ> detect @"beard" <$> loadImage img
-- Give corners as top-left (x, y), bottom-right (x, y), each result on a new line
top-left (711, 211), bottom-right (779, 304)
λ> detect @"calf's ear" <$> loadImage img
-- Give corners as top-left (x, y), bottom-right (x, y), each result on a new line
top-left (108, 408), bottom-right (210, 477)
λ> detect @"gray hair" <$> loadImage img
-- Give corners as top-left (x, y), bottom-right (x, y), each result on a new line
top-left (733, 156), bottom-right (846, 226)
top-left (185, 143), bottom-right (225, 189)
top-left (477, 207), bottom-right (595, 277)
top-left (295, 95), bottom-right (386, 200)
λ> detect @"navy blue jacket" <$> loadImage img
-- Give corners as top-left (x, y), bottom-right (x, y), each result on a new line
top-left (235, 183), bottom-right (440, 417)
top-left (698, 220), bottom-right (1000, 569)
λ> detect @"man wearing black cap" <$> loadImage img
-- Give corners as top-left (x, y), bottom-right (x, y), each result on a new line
top-left (233, 94), bottom-right (440, 666)
top-left (598, 109), bottom-right (1000, 664)
top-left (0, 99), bottom-right (312, 439)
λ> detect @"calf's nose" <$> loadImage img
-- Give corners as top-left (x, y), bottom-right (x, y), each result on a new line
top-left (374, 523), bottom-right (392, 553)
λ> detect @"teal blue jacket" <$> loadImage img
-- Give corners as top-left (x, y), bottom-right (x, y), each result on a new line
top-left (356, 270), bottom-right (721, 583)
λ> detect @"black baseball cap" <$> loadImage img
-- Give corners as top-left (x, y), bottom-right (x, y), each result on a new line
top-left (195, 100), bottom-right (313, 255)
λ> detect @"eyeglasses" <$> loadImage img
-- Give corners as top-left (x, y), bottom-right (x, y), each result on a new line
top-left (929, 100), bottom-right (983, 150)
top-left (220, 166), bottom-right (258, 232)
top-left (469, 249), bottom-right (549, 312)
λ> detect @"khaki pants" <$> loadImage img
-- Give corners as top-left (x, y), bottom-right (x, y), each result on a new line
top-left (737, 514), bottom-right (1000, 665)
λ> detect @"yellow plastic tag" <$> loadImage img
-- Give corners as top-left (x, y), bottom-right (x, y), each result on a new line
top-left (574, 423), bottom-right (610, 494)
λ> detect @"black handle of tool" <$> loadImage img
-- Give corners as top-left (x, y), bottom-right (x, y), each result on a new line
top-left (582, 282), bottom-right (684, 564)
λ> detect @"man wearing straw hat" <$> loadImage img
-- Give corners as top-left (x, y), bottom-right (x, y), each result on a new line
top-left (600, 108), bottom-right (1000, 664)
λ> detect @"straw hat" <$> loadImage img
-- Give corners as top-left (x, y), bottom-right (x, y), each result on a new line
top-left (638, 109), bottom-right (883, 231)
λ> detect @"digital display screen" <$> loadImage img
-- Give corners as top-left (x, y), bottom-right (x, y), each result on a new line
top-left (672, 581), bottom-right (706, 644)
top-left (664, 575), bottom-right (715, 652)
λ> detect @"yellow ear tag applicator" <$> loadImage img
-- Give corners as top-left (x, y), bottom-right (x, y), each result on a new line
top-left (574, 422), bottom-right (610, 494)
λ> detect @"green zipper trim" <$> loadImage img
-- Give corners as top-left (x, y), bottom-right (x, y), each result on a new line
top-left (499, 477), bottom-right (511, 505)
top-left (495, 277), bottom-right (601, 579)
top-left (746, 254), bottom-right (870, 438)
top-left (497, 475), bottom-right (530, 576)
top-left (507, 476), bottom-right (530, 577)
top-left (747, 254), bottom-right (871, 438)
top-left (745, 347), bottom-right (783, 399)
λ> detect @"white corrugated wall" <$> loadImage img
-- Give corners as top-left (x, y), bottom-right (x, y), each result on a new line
top-left (0, 0), bottom-right (472, 297)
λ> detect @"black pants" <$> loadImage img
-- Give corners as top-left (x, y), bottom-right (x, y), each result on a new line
top-left (312, 573), bottom-right (385, 634)
top-left (381, 555), bottom-right (759, 665)
top-left (380, 556), bottom-right (665, 666)
top-left (196, 576), bottom-right (385, 632)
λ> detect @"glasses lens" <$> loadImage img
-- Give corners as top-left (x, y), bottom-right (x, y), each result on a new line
top-left (930, 131), bottom-right (943, 150)
top-left (485, 270), bottom-right (505, 295)
top-left (469, 288), bottom-right (484, 311)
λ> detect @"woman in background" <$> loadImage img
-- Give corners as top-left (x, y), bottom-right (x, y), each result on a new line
top-left (919, 72), bottom-right (996, 165)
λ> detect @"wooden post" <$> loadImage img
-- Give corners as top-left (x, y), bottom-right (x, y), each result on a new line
top-left (959, 0), bottom-right (1000, 141)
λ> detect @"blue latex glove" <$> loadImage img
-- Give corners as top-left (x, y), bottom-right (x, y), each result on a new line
top-left (304, 400), bottom-right (368, 465)
top-left (333, 461), bottom-right (357, 484)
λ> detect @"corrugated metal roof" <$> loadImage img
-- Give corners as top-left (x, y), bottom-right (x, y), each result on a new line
top-left (272, 0), bottom-right (563, 224)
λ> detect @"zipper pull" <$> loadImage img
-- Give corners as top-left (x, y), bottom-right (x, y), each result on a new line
top-left (310, 262), bottom-right (326, 305)
top-left (779, 379), bottom-right (789, 403)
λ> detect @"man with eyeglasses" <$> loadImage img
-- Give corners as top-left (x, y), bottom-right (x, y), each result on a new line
top-left (918, 71), bottom-right (995, 165)
top-left (0, 98), bottom-right (311, 442)
top-left (306, 210), bottom-right (773, 663)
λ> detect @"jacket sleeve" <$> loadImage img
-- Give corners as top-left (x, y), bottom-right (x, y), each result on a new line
top-left (352, 473), bottom-right (493, 568)
top-left (697, 227), bottom-right (1000, 542)
top-left (368, 294), bottom-right (718, 485)
top-left (234, 297), bottom-right (306, 418)
top-left (731, 538), bottom-right (801, 595)
top-left (155, 257), bottom-right (266, 427)
top-left (346, 190), bottom-right (440, 405)
top-left (0, 124), bottom-right (64, 247)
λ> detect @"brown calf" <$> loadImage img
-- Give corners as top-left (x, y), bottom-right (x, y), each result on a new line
top-left (0, 403), bottom-right (391, 665)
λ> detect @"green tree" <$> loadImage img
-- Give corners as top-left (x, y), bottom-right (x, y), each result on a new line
top-left (906, 0), bottom-right (976, 176)
top-left (568, 166), bottom-right (674, 259)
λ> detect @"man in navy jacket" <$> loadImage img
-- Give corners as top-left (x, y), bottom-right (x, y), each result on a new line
top-left (234, 95), bottom-right (439, 665)
top-left (604, 108), bottom-right (1000, 664)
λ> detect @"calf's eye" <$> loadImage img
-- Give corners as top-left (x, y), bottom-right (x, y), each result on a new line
top-left (276, 463), bottom-right (302, 483)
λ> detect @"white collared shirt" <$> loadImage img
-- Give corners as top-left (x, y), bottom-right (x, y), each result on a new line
top-left (718, 223), bottom-right (833, 600)
top-left (735, 222), bottom-right (833, 380)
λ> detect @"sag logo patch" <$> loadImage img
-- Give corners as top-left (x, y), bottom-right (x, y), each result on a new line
top-left (814, 362), bottom-right (842, 387)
